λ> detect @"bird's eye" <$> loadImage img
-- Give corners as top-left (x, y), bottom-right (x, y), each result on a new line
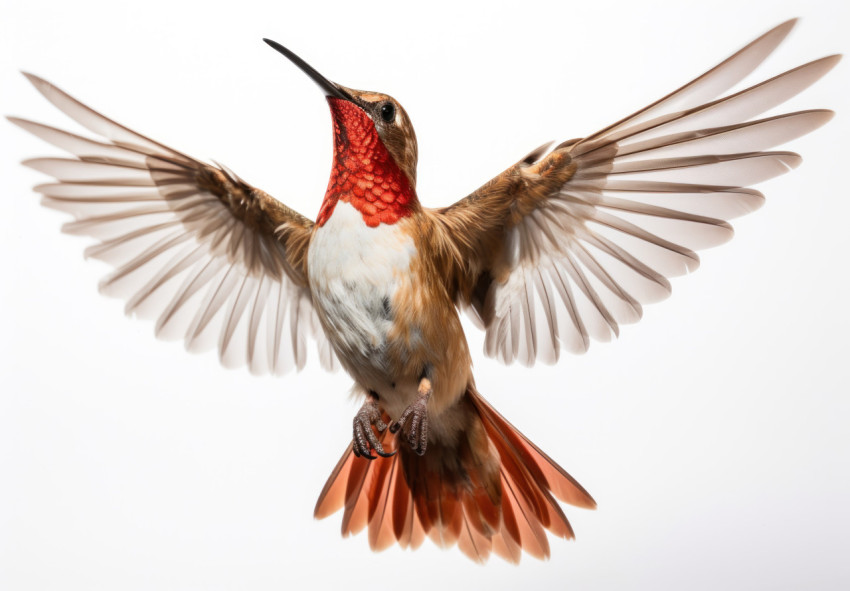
top-left (380, 102), bottom-right (396, 123)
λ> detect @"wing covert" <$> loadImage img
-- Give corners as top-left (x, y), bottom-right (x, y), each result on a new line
top-left (11, 73), bottom-right (338, 375)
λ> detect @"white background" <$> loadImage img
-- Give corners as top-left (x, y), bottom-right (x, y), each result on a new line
top-left (1, 0), bottom-right (848, 589)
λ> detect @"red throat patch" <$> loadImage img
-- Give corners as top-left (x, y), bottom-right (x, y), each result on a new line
top-left (317, 98), bottom-right (417, 227)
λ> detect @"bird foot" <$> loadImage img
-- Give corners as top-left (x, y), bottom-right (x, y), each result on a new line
top-left (390, 377), bottom-right (432, 456)
top-left (352, 393), bottom-right (395, 460)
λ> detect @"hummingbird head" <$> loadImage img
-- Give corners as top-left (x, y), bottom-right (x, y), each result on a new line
top-left (328, 86), bottom-right (418, 188)
top-left (263, 39), bottom-right (419, 227)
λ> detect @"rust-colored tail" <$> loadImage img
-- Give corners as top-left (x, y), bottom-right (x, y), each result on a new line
top-left (314, 387), bottom-right (596, 563)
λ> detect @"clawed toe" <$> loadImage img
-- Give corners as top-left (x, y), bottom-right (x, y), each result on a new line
top-left (390, 379), bottom-right (432, 456)
top-left (352, 396), bottom-right (395, 459)
top-left (406, 407), bottom-right (429, 456)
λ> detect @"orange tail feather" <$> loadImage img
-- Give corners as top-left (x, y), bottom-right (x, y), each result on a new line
top-left (314, 387), bottom-right (595, 563)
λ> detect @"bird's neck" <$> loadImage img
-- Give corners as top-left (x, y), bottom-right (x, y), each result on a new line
top-left (317, 98), bottom-right (418, 228)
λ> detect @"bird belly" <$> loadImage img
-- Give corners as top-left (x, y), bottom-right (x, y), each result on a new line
top-left (308, 201), bottom-right (420, 404)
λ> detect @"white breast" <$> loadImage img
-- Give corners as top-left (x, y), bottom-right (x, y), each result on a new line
top-left (307, 201), bottom-right (416, 386)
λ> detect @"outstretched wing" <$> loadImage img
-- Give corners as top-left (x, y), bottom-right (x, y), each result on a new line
top-left (10, 74), bottom-right (338, 375)
top-left (434, 19), bottom-right (839, 366)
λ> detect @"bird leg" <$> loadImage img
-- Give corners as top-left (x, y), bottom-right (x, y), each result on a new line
top-left (352, 391), bottom-right (395, 459)
top-left (390, 376), bottom-right (433, 456)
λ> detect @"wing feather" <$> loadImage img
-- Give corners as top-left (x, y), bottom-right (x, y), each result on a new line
top-left (435, 21), bottom-right (838, 365)
top-left (582, 18), bottom-right (798, 144)
top-left (12, 74), bottom-right (337, 374)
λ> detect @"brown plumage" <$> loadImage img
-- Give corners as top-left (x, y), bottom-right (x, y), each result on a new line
top-left (10, 19), bottom-right (838, 562)
top-left (315, 387), bottom-right (595, 563)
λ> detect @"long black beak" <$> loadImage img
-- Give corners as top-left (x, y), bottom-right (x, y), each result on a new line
top-left (263, 38), bottom-right (353, 101)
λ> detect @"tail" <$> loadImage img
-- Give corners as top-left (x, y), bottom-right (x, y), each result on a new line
top-left (314, 387), bottom-right (596, 563)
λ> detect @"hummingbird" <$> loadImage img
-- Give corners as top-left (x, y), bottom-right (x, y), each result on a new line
top-left (9, 19), bottom-right (838, 563)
